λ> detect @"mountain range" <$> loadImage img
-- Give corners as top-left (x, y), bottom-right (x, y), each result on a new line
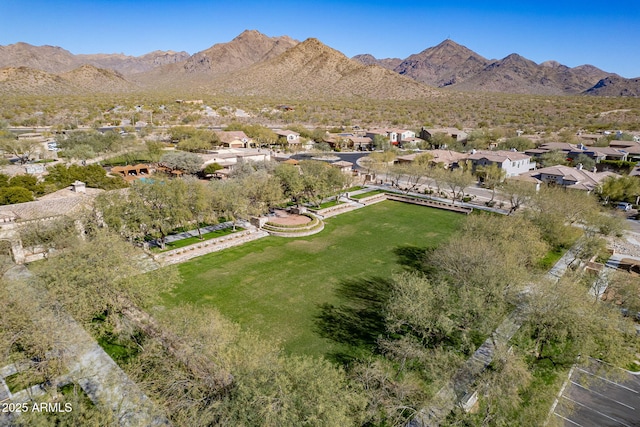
top-left (0, 30), bottom-right (638, 98)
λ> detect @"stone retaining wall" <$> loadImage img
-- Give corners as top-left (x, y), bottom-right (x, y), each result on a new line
top-left (386, 194), bottom-right (473, 214)
top-left (154, 229), bottom-right (269, 266)
top-left (351, 193), bottom-right (387, 205)
top-left (262, 221), bottom-right (325, 237)
top-left (309, 203), bottom-right (360, 218)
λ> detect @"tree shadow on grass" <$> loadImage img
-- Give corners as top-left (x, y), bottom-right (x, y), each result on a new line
top-left (315, 276), bottom-right (393, 363)
top-left (393, 245), bottom-right (436, 274)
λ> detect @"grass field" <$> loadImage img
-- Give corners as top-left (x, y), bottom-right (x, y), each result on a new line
top-left (163, 201), bottom-right (464, 357)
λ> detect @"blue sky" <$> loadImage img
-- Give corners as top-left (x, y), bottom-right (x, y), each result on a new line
top-left (1, 0), bottom-right (639, 78)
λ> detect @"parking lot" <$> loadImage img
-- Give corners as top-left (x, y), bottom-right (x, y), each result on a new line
top-left (552, 359), bottom-right (640, 426)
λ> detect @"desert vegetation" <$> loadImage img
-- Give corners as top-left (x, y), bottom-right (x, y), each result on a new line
top-left (1, 169), bottom-right (636, 426)
top-left (2, 91), bottom-right (640, 133)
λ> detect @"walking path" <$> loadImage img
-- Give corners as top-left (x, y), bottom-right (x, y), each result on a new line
top-left (0, 266), bottom-right (168, 426)
top-left (408, 241), bottom-right (583, 426)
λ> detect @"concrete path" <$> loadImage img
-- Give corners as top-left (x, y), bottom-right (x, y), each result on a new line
top-left (0, 266), bottom-right (168, 426)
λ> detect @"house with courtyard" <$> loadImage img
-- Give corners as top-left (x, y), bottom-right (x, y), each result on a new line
top-left (467, 149), bottom-right (535, 177)
top-left (0, 181), bottom-right (100, 263)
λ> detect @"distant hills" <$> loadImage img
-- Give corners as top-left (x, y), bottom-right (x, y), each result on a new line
top-left (0, 31), bottom-right (638, 98)
top-left (354, 39), bottom-right (617, 96)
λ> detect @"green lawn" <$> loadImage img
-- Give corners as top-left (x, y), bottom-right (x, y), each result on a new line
top-left (163, 201), bottom-right (464, 357)
top-left (350, 189), bottom-right (387, 199)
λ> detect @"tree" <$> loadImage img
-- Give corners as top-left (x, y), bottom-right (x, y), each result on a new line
top-left (145, 140), bottom-right (164, 162)
top-left (0, 186), bottom-right (34, 204)
top-left (372, 134), bottom-right (391, 151)
top-left (211, 179), bottom-right (249, 231)
top-left (389, 162), bottom-right (430, 194)
top-left (32, 230), bottom-right (175, 325)
top-left (572, 153), bottom-right (596, 171)
top-left (203, 162), bottom-right (223, 176)
top-left (160, 151), bottom-right (203, 174)
top-left (499, 136), bottom-right (536, 152)
top-left (45, 164), bottom-right (127, 190)
top-left (177, 136), bottom-right (213, 152)
top-left (442, 167), bottom-right (474, 203)
top-left (522, 272), bottom-right (633, 367)
top-left (19, 215), bottom-right (78, 254)
top-left (539, 150), bottom-right (569, 168)
top-left (0, 137), bottom-right (41, 164)
top-left (129, 178), bottom-right (190, 249)
top-left (427, 214), bottom-right (547, 313)
top-left (428, 132), bottom-right (455, 150)
top-left (56, 130), bottom-right (122, 157)
top-left (476, 163), bottom-right (506, 203)
top-left (604, 271), bottom-right (640, 314)
top-left (599, 175), bottom-right (640, 204)
top-left (527, 186), bottom-right (600, 248)
top-left (274, 163), bottom-right (305, 203)
top-left (127, 305), bottom-right (365, 426)
top-left (500, 179), bottom-right (536, 214)
top-left (9, 174), bottom-right (45, 195)
top-left (239, 171), bottom-right (284, 217)
top-left (299, 160), bottom-right (347, 207)
top-left (179, 176), bottom-right (217, 240)
top-left (362, 151), bottom-right (396, 182)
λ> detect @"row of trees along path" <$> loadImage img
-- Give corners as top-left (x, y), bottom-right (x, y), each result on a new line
top-left (408, 240), bottom-right (584, 426)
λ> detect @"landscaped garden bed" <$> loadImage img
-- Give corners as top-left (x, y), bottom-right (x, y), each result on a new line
top-left (151, 226), bottom-right (243, 253)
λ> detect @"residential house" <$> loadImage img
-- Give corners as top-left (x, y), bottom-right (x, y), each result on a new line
top-left (365, 129), bottom-right (416, 146)
top-left (331, 160), bottom-right (354, 174)
top-left (200, 149), bottom-right (271, 177)
top-left (517, 164), bottom-right (619, 192)
top-left (214, 131), bottom-right (251, 148)
top-left (346, 136), bottom-right (372, 150)
top-left (395, 150), bottom-right (467, 169)
top-left (419, 127), bottom-right (469, 144)
top-left (525, 142), bottom-right (576, 158)
top-left (467, 150), bottom-right (535, 177)
top-left (567, 145), bottom-right (628, 163)
top-left (275, 130), bottom-right (301, 147)
top-left (392, 129), bottom-right (416, 144)
top-left (576, 132), bottom-right (604, 145)
top-left (609, 140), bottom-right (640, 162)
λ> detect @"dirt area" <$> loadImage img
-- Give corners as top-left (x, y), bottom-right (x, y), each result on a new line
top-left (269, 209), bottom-right (312, 226)
top-left (608, 235), bottom-right (640, 258)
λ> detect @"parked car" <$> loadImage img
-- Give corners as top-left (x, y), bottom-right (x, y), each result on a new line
top-left (616, 202), bottom-right (633, 211)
